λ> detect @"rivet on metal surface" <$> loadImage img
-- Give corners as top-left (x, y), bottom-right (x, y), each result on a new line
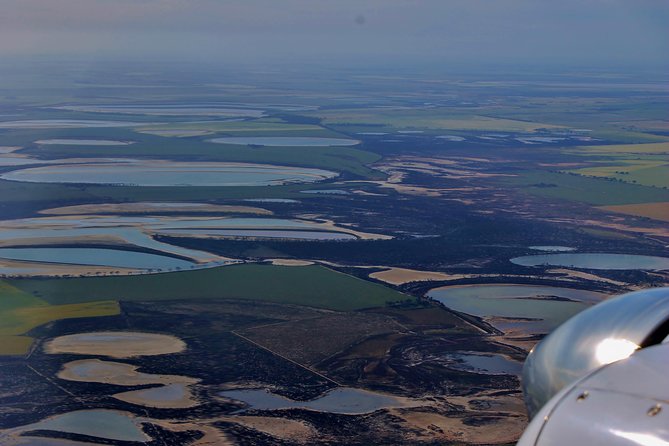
top-left (576, 391), bottom-right (589, 402)
top-left (648, 404), bottom-right (662, 417)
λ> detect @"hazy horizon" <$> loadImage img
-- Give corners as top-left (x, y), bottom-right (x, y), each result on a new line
top-left (1, 0), bottom-right (667, 71)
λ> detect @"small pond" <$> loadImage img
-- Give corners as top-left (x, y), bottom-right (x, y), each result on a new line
top-left (23, 410), bottom-right (150, 443)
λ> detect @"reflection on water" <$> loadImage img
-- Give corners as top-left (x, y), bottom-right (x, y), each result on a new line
top-left (428, 284), bottom-right (603, 333)
top-left (428, 284), bottom-right (604, 302)
top-left (511, 253), bottom-right (669, 270)
top-left (220, 387), bottom-right (406, 414)
top-left (444, 352), bottom-right (523, 376)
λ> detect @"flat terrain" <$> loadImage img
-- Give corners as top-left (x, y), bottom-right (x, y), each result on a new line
top-left (8, 264), bottom-right (411, 310)
top-left (1, 63), bottom-right (668, 445)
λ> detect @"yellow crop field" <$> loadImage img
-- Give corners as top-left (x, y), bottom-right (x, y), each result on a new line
top-left (577, 142), bottom-right (669, 154)
top-left (314, 108), bottom-right (562, 132)
top-left (567, 160), bottom-right (669, 188)
top-left (600, 202), bottom-right (669, 222)
top-left (0, 281), bottom-right (120, 355)
top-left (0, 336), bottom-right (34, 356)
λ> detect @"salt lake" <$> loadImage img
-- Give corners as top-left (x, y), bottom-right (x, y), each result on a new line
top-left (0, 120), bottom-right (144, 129)
top-left (220, 387), bottom-right (409, 414)
top-left (209, 137), bottom-right (360, 146)
top-left (0, 247), bottom-right (195, 270)
top-left (35, 139), bottom-right (134, 146)
top-left (19, 410), bottom-right (150, 443)
top-left (45, 331), bottom-right (186, 358)
top-left (444, 352), bottom-right (523, 376)
top-left (159, 229), bottom-right (356, 240)
top-left (427, 284), bottom-right (605, 333)
top-left (511, 253), bottom-right (669, 270)
top-left (0, 161), bottom-right (337, 186)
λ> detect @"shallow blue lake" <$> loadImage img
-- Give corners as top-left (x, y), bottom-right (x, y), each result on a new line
top-left (427, 284), bottom-right (604, 333)
top-left (445, 352), bottom-right (523, 376)
top-left (159, 229), bottom-right (356, 240)
top-left (511, 253), bottom-right (669, 270)
top-left (24, 409), bottom-right (149, 442)
top-left (220, 387), bottom-right (405, 414)
top-left (0, 247), bottom-right (195, 270)
top-left (209, 137), bottom-right (359, 146)
top-left (1, 162), bottom-right (337, 186)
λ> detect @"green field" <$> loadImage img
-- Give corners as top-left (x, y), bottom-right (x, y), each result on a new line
top-left (564, 142), bottom-right (669, 188)
top-left (0, 282), bottom-right (120, 355)
top-left (1, 264), bottom-right (411, 355)
top-left (9, 264), bottom-right (412, 311)
top-left (309, 108), bottom-right (562, 132)
top-left (503, 170), bottom-right (669, 205)
top-left (572, 142), bottom-right (669, 155)
top-left (567, 160), bottom-right (669, 188)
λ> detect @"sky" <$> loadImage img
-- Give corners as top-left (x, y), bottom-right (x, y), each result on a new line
top-left (0, 0), bottom-right (667, 69)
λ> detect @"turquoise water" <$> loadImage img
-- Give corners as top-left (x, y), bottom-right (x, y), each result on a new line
top-left (1, 162), bottom-right (337, 186)
top-left (0, 247), bottom-right (195, 269)
top-left (209, 137), bottom-right (359, 146)
top-left (511, 253), bottom-right (669, 270)
top-left (220, 387), bottom-right (404, 414)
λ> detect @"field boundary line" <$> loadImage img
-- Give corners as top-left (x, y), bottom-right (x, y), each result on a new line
top-left (231, 330), bottom-right (342, 386)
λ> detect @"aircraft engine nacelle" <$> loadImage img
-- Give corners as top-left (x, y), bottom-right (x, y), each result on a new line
top-left (519, 287), bottom-right (669, 445)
